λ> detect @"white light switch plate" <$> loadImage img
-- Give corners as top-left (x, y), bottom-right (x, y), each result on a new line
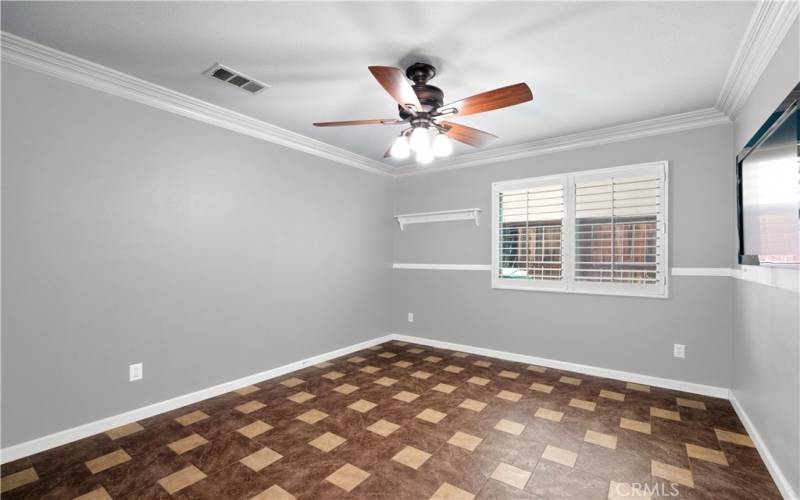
top-left (408, 312), bottom-right (414, 323)
top-left (673, 344), bottom-right (686, 359)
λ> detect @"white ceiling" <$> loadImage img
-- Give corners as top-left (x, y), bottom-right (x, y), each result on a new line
top-left (2, 1), bottom-right (755, 166)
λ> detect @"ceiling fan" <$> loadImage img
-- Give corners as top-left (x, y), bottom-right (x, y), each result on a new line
top-left (313, 62), bottom-right (533, 164)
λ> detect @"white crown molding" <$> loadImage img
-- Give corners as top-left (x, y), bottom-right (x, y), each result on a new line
top-left (393, 108), bottom-right (730, 176)
top-left (0, 32), bottom-right (743, 179)
top-left (0, 32), bottom-right (393, 177)
top-left (716, 0), bottom-right (800, 117)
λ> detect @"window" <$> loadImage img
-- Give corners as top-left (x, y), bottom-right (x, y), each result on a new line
top-left (492, 161), bottom-right (668, 297)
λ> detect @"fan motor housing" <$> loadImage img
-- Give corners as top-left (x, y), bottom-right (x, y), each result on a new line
top-left (399, 62), bottom-right (444, 118)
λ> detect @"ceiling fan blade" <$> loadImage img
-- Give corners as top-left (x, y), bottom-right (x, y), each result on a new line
top-left (368, 66), bottom-right (422, 115)
top-left (441, 121), bottom-right (498, 148)
top-left (441, 83), bottom-right (532, 117)
top-left (313, 119), bottom-right (403, 127)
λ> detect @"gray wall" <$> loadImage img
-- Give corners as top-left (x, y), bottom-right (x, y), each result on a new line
top-left (1, 63), bottom-right (393, 447)
top-left (392, 124), bottom-right (736, 388)
top-left (730, 19), bottom-right (800, 497)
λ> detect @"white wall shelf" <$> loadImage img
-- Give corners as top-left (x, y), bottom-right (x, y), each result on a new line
top-left (394, 208), bottom-right (481, 231)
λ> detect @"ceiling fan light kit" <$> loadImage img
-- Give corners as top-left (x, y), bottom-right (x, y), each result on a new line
top-left (313, 62), bottom-right (533, 166)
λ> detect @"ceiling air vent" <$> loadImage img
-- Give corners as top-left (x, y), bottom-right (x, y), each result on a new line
top-left (203, 63), bottom-right (269, 95)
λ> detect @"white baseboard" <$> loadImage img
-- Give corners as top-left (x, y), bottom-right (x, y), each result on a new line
top-left (0, 335), bottom-right (393, 464)
top-left (729, 391), bottom-right (798, 500)
top-left (388, 333), bottom-right (730, 399)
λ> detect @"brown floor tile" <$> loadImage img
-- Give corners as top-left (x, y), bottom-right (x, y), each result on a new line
top-left (5, 342), bottom-right (779, 500)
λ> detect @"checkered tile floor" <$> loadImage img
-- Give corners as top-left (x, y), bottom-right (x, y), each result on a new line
top-left (0, 341), bottom-right (781, 499)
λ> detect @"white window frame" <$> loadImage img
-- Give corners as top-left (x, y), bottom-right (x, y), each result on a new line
top-left (491, 161), bottom-right (669, 298)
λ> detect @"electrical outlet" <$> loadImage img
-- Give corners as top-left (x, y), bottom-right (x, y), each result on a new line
top-left (673, 344), bottom-right (686, 359)
top-left (407, 312), bottom-right (414, 323)
top-left (129, 363), bottom-right (143, 381)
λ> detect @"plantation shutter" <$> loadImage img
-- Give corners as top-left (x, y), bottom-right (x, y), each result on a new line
top-left (496, 180), bottom-right (566, 288)
top-left (572, 164), bottom-right (666, 294)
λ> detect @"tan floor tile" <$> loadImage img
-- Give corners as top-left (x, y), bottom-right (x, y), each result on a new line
top-left (105, 422), bottom-right (144, 440)
top-left (714, 428), bottom-right (755, 447)
top-left (430, 482), bottom-right (475, 500)
top-left (309, 432), bottom-right (346, 452)
top-left (407, 348), bottom-right (425, 354)
top-left (498, 370), bottom-right (520, 379)
top-left (280, 377), bottom-right (305, 388)
top-left (235, 385), bottom-right (261, 396)
top-left (379, 352), bottom-right (397, 359)
top-left (448, 431), bottom-right (483, 452)
top-left (676, 397), bottom-right (706, 410)
top-left (600, 389), bottom-right (625, 401)
top-left (314, 361), bottom-right (333, 369)
top-left (360, 365), bottom-right (381, 374)
top-left (416, 408), bottom-right (447, 424)
top-left (394, 360), bottom-right (413, 368)
top-left (559, 376), bottom-right (582, 386)
top-left (541, 444), bottom-right (577, 467)
top-left (620, 417), bottom-right (651, 435)
top-left (608, 481), bottom-right (652, 500)
top-left (467, 376), bottom-right (490, 386)
top-left (626, 382), bottom-right (650, 392)
top-left (474, 360), bottom-right (492, 368)
top-left (443, 365), bottom-right (464, 373)
top-left (535, 408), bottom-right (563, 423)
top-left (235, 400), bottom-right (267, 414)
top-left (394, 341), bottom-right (408, 346)
top-left (392, 446), bottom-right (432, 469)
top-left (651, 407), bottom-right (681, 421)
top-left (74, 486), bottom-right (112, 500)
top-left (238, 420), bottom-right (273, 439)
top-left (651, 460), bottom-right (693, 487)
top-left (490, 462), bottom-right (531, 489)
top-left (368, 345), bottom-right (383, 351)
top-left (296, 409), bottom-right (328, 424)
top-left (374, 377), bottom-right (398, 387)
top-left (497, 390), bottom-right (522, 402)
top-left (240, 447), bottom-right (283, 472)
top-left (287, 391), bottom-right (315, 403)
top-left (326, 464), bottom-right (370, 492)
top-left (322, 371), bottom-right (345, 380)
top-left (347, 356), bottom-right (366, 363)
top-left (0, 467), bottom-right (38, 493)
top-left (494, 419), bottom-right (525, 435)
top-left (527, 365), bottom-right (547, 373)
top-left (175, 410), bottom-right (209, 426)
top-left (584, 429), bottom-right (617, 449)
top-left (168, 433), bottom-right (209, 455)
top-left (85, 449), bottom-right (131, 474)
top-left (459, 399), bottom-right (487, 412)
top-left (251, 484), bottom-right (296, 500)
top-left (158, 465), bottom-right (206, 494)
top-left (530, 383), bottom-right (553, 394)
top-left (433, 383), bottom-right (457, 394)
top-left (424, 356), bottom-right (443, 363)
top-left (333, 383), bottom-right (359, 395)
top-left (686, 443), bottom-right (728, 465)
top-left (569, 398), bottom-right (596, 411)
top-left (348, 399), bottom-right (377, 413)
top-left (411, 370), bottom-right (433, 379)
top-left (394, 391), bottom-right (420, 402)
top-left (452, 352), bottom-right (469, 358)
top-left (367, 419), bottom-right (401, 437)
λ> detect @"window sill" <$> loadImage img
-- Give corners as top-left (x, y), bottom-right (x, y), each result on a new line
top-left (491, 281), bottom-right (669, 299)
